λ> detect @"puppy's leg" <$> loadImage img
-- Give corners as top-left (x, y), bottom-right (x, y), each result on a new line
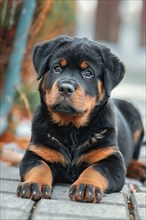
top-left (17, 149), bottom-right (53, 201)
top-left (127, 160), bottom-right (146, 182)
top-left (69, 152), bottom-right (125, 203)
top-left (127, 128), bottom-right (146, 182)
top-left (133, 128), bottom-right (144, 160)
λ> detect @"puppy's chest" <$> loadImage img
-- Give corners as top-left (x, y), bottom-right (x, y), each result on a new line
top-left (48, 128), bottom-right (86, 160)
top-left (63, 130), bottom-right (80, 151)
top-left (53, 129), bottom-right (107, 182)
top-left (48, 128), bottom-right (107, 162)
top-left (53, 129), bottom-right (83, 158)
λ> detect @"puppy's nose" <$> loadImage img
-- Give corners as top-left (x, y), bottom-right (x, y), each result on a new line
top-left (58, 83), bottom-right (75, 97)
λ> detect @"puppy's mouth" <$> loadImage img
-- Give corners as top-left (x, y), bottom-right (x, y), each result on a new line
top-left (53, 104), bottom-right (76, 115)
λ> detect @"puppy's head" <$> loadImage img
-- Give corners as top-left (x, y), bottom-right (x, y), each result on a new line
top-left (33, 36), bottom-right (125, 127)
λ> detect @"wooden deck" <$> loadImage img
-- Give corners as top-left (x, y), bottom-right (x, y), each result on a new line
top-left (0, 148), bottom-right (146, 220)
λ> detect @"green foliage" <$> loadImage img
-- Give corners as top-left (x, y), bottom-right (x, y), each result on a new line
top-left (1, 0), bottom-right (75, 115)
top-left (0, 1), bottom-right (22, 28)
top-left (14, 84), bottom-right (40, 113)
top-left (35, 0), bottom-right (75, 41)
top-left (52, 0), bottom-right (75, 25)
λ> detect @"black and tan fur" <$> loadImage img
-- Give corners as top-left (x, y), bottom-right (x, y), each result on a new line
top-left (17, 36), bottom-right (145, 203)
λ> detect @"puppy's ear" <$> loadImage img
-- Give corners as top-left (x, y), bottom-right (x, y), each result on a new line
top-left (32, 35), bottom-right (71, 80)
top-left (100, 46), bottom-right (125, 97)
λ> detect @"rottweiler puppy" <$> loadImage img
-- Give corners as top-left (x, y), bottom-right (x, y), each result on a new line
top-left (17, 36), bottom-right (145, 203)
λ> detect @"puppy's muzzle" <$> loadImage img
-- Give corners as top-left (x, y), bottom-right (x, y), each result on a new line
top-left (52, 79), bottom-right (85, 115)
top-left (57, 80), bottom-right (77, 97)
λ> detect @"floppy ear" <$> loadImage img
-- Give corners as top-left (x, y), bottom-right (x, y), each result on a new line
top-left (100, 46), bottom-right (125, 97)
top-left (32, 35), bottom-right (71, 80)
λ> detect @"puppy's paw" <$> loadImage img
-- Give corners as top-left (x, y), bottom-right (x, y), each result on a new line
top-left (127, 160), bottom-right (146, 182)
top-left (69, 183), bottom-right (103, 203)
top-left (17, 182), bottom-right (52, 201)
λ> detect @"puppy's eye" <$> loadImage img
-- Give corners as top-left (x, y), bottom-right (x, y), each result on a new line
top-left (83, 69), bottom-right (93, 78)
top-left (53, 64), bottom-right (62, 73)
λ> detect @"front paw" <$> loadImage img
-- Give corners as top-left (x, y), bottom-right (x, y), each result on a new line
top-left (69, 183), bottom-right (103, 203)
top-left (17, 182), bottom-right (52, 201)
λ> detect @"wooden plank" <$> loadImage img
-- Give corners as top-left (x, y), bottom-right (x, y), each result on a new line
top-left (0, 180), bottom-right (19, 194)
top-left (101, 193), bottom-right (127, 206)
top-left (0, 194), bottom-right (34, 220)
top-left (51, 185), bottom-right (69, 200)
top-left (1, 209), bottom-right (30, 220)
top-left (0, 164), bottom-right (20, 181)
top-left (32, 200), bottom-right (130, 220)
top-left (0, 193), bottom-right (34, 210)
top-left (33, 214), bottom-right (97, 220)
top-left (134, 207), bottom-right (146, 220)
top-left (131, 192), bottom-right (146, 207)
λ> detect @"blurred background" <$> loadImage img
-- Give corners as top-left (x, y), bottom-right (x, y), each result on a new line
top-left (0, 0), bottom-right (145, 164)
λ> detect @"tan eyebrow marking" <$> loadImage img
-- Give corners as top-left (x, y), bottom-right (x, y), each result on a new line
top-left (80, 61), bottom-right (89, 69)
top-left (59, 58), bottom-right (68, 67)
